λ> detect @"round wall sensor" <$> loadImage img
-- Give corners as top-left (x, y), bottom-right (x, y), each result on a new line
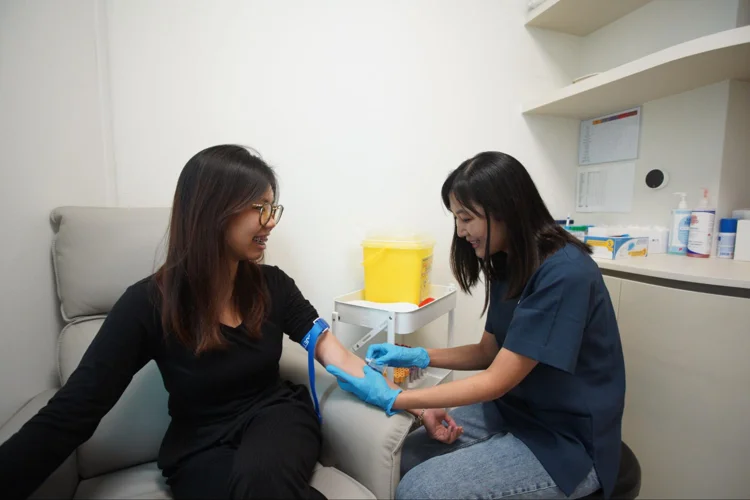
top-left (645, 169), bottom-right (669, 190)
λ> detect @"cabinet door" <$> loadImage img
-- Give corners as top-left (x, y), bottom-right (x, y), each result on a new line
top-left (618, 279), bottom-right (750, 499)
top-left (602, 275), bottom-right (621, 319)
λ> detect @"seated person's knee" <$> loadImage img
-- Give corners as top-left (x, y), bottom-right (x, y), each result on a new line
top-left (396, 470), bottom-right (442, 500)
top-left (228, 457), bottom-right (309, 499)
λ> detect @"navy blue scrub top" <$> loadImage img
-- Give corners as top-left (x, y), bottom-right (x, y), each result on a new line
top-left (485, 243), bottom-right (625, 499)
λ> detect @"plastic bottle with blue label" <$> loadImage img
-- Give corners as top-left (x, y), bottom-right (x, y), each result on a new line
top-left (717, 218), bottom-right (738, 259)
top-left (687, 188), bottom-right (716, 258)
top-left (668, 192), bottom-right (691, 255)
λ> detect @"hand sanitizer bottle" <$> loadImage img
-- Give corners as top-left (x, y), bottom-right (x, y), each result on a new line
top-left (668, 192), bottom-right (691, 255)
top-left (687, 188), bottom-right (716, 258)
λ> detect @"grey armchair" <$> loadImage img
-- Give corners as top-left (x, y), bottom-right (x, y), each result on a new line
top-left (0, 207), bottom-right (413, 499)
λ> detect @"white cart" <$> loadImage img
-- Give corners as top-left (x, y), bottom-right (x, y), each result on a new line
top-left (330, 284), bottom-right (457, 388)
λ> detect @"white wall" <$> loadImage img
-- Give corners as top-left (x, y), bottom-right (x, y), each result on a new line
top-left (575, 81), bottom-right (730, 229)
top-left (580, 0), bottom-right (741, 77)
top-left (0, 1), bottom-right (112, 423)
top-left (570, 0), bottom-right (745, 231)
top-left (718, 80), bottom-right (750, 220)
top-left (740, 0), bottom-right (750, 26)
top-left (104, 0), bottom-right (582, 353)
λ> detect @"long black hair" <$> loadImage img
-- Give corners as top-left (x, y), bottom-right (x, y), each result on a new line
top-left (156, 145), bottom-right (276, 353)
top-left (441, 151), bottom-right (590, 314)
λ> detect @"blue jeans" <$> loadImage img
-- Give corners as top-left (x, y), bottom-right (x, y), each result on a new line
top-left (397, 403), bottom-right (600, 499)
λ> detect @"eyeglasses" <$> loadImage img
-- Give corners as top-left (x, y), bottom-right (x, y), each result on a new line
top-left (251, 203), bottom-right (284, 227)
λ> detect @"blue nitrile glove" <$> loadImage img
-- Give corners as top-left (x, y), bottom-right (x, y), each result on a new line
top-left (326, 365), bottom-right (402, 416)
top-left (366, 343), bottom-right (430, 369)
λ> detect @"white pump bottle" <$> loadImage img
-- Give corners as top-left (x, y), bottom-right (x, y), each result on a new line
top-left (668, 192), bottom-right (690, 255)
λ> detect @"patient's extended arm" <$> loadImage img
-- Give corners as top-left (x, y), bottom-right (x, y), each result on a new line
top-left (314, 332), bottom-right (423, 418)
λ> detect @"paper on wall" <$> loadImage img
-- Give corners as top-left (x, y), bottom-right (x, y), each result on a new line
top-left (576, 162), bottom-right (635, 213)
top-left (579, 107), bottom-right (641, 166)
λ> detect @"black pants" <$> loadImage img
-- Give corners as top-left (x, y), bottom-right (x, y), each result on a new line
top-left (166, 401), bottom-right (326, 499)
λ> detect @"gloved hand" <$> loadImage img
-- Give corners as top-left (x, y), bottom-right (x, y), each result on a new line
top-left (366, 343), bottom-right (430, 369)
top-left (326, 365), bottom-right (402, 415)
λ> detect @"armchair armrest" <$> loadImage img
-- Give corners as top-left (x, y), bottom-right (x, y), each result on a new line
top-left (318, 385), bottom-right (413, 500)
top-left (0, 389), bottom-right (79, 499)
top-left (280, 338), bottom-right (413, 500)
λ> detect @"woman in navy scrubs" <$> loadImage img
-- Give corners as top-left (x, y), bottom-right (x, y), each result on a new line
top-left (326, 152), bottom-right (626, 499)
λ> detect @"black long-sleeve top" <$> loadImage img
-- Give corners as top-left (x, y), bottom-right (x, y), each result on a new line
top-left (0, 265), bottom-right (320, 498)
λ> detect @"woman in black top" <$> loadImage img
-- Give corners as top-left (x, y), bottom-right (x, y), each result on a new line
top-left (0, 145), bottom-right (457, 499)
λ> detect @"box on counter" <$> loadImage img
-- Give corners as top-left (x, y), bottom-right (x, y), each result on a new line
top-left (587, 225), bottom-right (668, 254)
top-left (584, 235), bottom-right (649, 260)
top-left (735, 219), bottom-right (750, 261)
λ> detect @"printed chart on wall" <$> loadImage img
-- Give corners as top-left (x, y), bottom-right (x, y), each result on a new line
top-left (579, 107), bottom-right (641, 166)
top-left (576, 107), bottom-right (640, 213)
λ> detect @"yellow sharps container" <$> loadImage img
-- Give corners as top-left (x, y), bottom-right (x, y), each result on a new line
top-left (361, 235), bottom-right (434, 305)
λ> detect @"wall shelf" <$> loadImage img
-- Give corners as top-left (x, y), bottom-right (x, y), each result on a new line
top-left (525, 0), bottom-right (652, 36)
top-left (522, 25), bottom-right (750, 119)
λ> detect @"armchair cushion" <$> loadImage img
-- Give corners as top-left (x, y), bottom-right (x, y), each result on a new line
top-left (58, 319), bottom-right (170, 479)
top-left (51, 207), bottom-right (170, 322)
top-left (74, 462), bottom-right (170, 500)
top-left (73, 461), bottom-right (375, 500)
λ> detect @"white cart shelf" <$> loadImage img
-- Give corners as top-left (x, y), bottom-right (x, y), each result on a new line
top-left (331, 284), bottom-right (457, 387)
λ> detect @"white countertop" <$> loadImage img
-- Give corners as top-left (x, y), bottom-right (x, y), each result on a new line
top-left (594, 254), bottom-right (750, 289)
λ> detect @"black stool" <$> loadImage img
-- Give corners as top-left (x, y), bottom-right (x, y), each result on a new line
top-left (582, 441), bottom-right (641, 499)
